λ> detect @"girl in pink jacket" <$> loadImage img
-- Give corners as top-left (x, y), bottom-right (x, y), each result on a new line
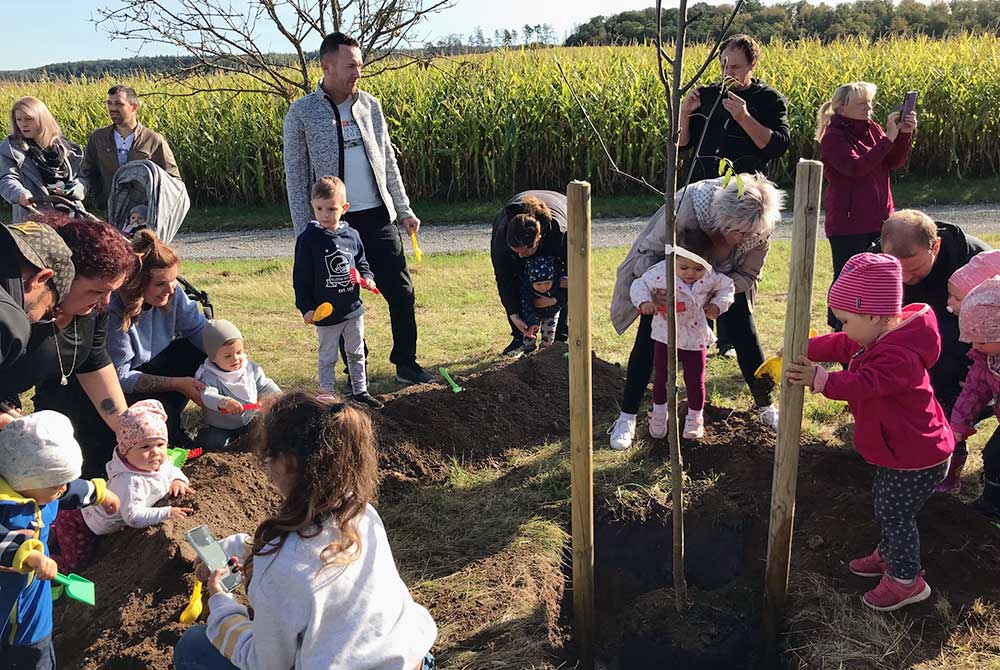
top-left (786, 253), bottom-right (953, 612)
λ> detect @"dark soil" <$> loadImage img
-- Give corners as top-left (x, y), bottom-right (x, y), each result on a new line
top-left (52, 346), bottom-right (624, 669)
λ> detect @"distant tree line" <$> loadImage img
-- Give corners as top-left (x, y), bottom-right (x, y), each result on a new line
top-left (565, 0), bottom-right (1000, 45)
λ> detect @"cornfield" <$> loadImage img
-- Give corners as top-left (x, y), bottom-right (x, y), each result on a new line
top-left (2, 34), bottom-right (997, 206)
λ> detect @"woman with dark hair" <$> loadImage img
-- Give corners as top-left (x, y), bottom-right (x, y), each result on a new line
top-left (107, 229), bottom-right (208, 449)
top-left (0, 97), bottom-right (85, 223)
top-left (0, 211), bottom-right (137, 475)
top-left (490, 191), bottom-right (569, 355)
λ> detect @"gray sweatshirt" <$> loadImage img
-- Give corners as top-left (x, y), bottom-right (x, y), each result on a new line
top-left (283, 82), bottom-right (415, 237)
top-left (195, 359), bottom-right (281, 430)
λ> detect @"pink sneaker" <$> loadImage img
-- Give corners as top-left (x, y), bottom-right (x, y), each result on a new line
top-left (849, 548), bottom-right (888, 577)
top-left (682, 410), bottom-right (704, 440)
top-left (862, 573), bottom-right (931, 612)
top-left (648, 404), bottom-right (668, 439)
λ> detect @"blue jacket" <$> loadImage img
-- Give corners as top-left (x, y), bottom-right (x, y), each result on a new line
top-left (1, 476), bottom-right (105, 646)
top-left (293, 222), bottom-right (374, 326)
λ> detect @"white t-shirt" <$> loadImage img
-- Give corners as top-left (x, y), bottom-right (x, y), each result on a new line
top-left (337, 100), bottom-right (383, 212)
top-left (114, 130), bottom-right (136, 167)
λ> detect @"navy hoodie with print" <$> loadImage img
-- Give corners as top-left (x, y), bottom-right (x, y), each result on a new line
top-left (293, 221), bottom-right (374, 326)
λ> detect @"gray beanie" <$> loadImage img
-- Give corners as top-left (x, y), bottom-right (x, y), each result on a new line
top-left (203, 319), bottom-right (244, 360)
top-left (0, 411), bottom-right (83, 491)
top-left (130, 205), bottom-right (148, 221)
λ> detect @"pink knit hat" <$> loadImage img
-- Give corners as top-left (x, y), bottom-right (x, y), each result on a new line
top-left (949, 250), bottom-right (1000, 296)
top-left (828, 253), bottom-right (902, 316)
top-left (959, 278), bottom-right (1000, 343)
top-left (117, 399), bottom-right (169, 455)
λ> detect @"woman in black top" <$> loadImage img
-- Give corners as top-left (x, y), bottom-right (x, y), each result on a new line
top-left (490, 191), bottom-right (569, 355)
top-left (0, 212), bottom-right (136, 476)
top-left (0, 97), bottom-right (85, 223)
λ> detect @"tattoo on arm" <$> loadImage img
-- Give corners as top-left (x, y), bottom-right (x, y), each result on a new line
top-left (131, 374), bottom-right (176, 394)
top-left (99, 398), bottom-right (118, 416)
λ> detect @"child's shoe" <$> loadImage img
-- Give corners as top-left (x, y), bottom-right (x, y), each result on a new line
top-left (682, 409), bottom-right (704, 440)
top-left (648, 403), bottom-right (668, 439)
top-left (849, 548), bottom-right (888, 577)
top-left (862, 573), bottom-right (931, 611)
top-left (522, 336), bottom-right (537, 353)
top-left (351, 392), bottom-right (385, 409)
top-left (935, 453), bottom-right (966, 495)
top-left (608, 414), bottom-right (637, 451)
top-left (758, 404), bottom-right (779, 429)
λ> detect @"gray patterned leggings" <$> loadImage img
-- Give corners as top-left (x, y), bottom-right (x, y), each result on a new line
top-left (873, 460), bottom-right (949, 580)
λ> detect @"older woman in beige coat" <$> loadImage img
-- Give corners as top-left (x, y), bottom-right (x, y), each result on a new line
top-left (608, 173), bottom-right (784, 450)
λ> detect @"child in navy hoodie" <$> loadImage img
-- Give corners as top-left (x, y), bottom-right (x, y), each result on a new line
top-left (293, 176), bottom-right (383, 409)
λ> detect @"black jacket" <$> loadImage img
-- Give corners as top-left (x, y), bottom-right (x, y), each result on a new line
top-left (0, 240), bottom-right (32, 377)
top-left (293, 222), bottom-right (373, 326)
top-left (490, 190), bottom-right (568, 318)
top-left (873, 222), bottom-right (990, 401)
top-left (681, 78), bottom-right (791, 184)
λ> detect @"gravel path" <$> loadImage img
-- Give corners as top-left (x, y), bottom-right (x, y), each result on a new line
top-left (173, 203), bottom-right (1000, 260)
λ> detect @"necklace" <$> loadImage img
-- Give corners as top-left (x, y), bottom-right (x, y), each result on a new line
top-left (53, 320), bottom-right (78, 386)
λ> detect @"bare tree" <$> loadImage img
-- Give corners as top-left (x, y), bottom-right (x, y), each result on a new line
top-left (95, 0), bottom-right (454, 101)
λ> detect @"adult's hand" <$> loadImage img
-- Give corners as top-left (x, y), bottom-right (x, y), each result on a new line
top-left (885, 111), bottom-right (901, 142)
top-left (680, 88), bottom-right (701, 117)
top-left (17, 193), bottom-right (33, 208)
top-left (651, 288), bottom-right (669, 308)
top-left (400, 216), bottom-right (421, 236)
top-left (509, 314), bottom-right (530, 336)
top-left (900, 111), bottom-right (917, 134)
top-left (533, 295), bottom-right (557, 309)
top-left (0, 404), bottom-right (22, 430)
top-left (721, 92), bottom-right (750, 123)
top-left (174, 377), bottom-right (207, 404)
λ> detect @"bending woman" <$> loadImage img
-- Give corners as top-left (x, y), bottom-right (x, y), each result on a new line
top-left (607, 174), bottom-right (784, 450)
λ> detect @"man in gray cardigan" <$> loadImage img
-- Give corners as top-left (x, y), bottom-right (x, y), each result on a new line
top-left (283, 32), bottom-right (432, 386)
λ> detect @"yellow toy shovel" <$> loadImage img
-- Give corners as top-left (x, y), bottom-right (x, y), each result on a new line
top-left (313, 302), bottom-right (334, 322)
top-left (410, 230), bottom-right (423, 263)
top-left (754, 328), bottom-right (819, 382)
top-left (179, 579), bottom-right (203, 624)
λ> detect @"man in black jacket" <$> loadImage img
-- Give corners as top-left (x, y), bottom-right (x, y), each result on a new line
top-left (876, 209), bottom-right (990, 491)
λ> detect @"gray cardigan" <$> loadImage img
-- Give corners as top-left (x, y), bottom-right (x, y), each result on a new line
top-left (282, 82), bottom-right (415, 236)
top-left (0, 136), bottom-right (84, 223)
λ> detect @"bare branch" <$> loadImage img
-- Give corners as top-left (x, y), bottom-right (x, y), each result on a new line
top-left (680, 0), bottom-right (746, 95)
top-left (556, 60), bottom-right (665, 198)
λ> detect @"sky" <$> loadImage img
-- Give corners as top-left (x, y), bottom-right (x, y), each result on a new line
top-left (3, 0), bottom-right (659, 70)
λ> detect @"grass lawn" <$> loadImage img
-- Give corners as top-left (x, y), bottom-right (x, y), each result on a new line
top-left (175, 233), bottom-right (1000, 669)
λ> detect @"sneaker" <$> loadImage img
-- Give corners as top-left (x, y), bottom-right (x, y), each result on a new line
top-left (351, 392), bottom-right (385, 409)
top-left (608, 415), bottom-right (637, 451)
top-left (649, 404), bottom-right (668, 439)
top-left (862, 573), bottom-right (931, 611)
top-left (501, 337), bottom-right (524, 357)
top-left (396, 363), bottom-right (434, 386)
top-left (714, 346), bottom-right (737, 359)
top-left (682, 410), bottom-right (704, 440)
top-left (759, 404), bottom-right (779, 429)
top-left (849, 548), bottom-right (888, 577)
top-left (523, 338), bottom-right (537, 353)
top-left (935, 453), bottom-right (967, 495)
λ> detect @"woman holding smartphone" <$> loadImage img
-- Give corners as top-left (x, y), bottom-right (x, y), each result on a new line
top-left (815, 82), bottom-right (917, 331)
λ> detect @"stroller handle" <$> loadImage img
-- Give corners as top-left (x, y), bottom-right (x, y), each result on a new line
top-left (25, 195), bottom-right (100, 222)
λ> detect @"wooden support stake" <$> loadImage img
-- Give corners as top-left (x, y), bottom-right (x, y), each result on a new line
top-left (567, 180), bottom-right (594, 670)
top-left (763, 159), bottom-right (823, 649)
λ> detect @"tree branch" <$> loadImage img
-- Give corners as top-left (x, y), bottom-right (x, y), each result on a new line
top-left (681, 0), bottom-right (746, 95)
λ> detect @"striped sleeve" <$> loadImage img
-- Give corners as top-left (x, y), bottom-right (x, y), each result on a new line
top-left (58, 478), bottom-right (105, 510)
top-left (0, 525), bottom-right (43, 571)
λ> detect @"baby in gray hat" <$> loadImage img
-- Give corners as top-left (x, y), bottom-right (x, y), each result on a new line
top-left (193, 319), bottom-right (281, 451)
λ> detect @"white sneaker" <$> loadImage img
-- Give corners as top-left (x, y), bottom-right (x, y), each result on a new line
top-left (759, 404), bottom-right (779, 429)
top-left (607, 415), bottom-right (637, 451)
top-left (683, 410), bottom-right (704, 440)
top-left (648, 404), bottom-right (668, 439)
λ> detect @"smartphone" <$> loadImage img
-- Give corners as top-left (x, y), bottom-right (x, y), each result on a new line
top-left (900, 91), bottom-right (918, 119)
top-left (185, 525), bottom-right (243, 592)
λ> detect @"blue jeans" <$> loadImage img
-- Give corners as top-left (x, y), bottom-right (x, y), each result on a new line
top-left (174, 624), bottom-right (436, 670)
top-left (0, 635), bottom-right (56, 670)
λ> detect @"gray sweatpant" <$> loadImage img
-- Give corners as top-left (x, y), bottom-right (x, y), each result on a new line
top-left (873, 460), bottom-right (949, 580)
top-left (316, 315), bottom-right (366, 395)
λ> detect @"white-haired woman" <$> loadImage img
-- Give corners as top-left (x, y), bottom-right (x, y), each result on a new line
top-left (817, 81), bottom-right (916, 330)
top-left (0, 96), bottom-right (85, 223)
top-left (607, 173), bottom-right (784, 450)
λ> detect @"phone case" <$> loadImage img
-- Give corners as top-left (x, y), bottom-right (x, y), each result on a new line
top-left (185, 525), bottom-right (244, 592)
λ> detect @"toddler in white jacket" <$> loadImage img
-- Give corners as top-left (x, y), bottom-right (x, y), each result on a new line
top-left (54, 400), bottom-right (195, 571)
top-left (630, 246), bottom-right (735, 439)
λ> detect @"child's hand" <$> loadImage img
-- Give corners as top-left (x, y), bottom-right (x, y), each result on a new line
top-left (169, 506), bottom-right (195, 519)
top-left (705, 304), bottom-right (721, 320)
top-left (25, 551), bottom-right (57, 580)
top-left (206, 558), bottom-right (241, 596)
top-left (303, 310), bottom-right (315, 325)
top-left (785, 356), bottom-right (818, 387)
top-left (559, 276), bottom-right (568, 290)
top-left (218, 397), bottom-right (243, 415)
top-left (169, 479), bottom-right (195, 497)
top-left (363, 278), bottom-right (377, 292)
top-left (100, 489), bottom-right (121, 515)
top-left (638, 301), bottom-right (656, 316)
top-left (526, 324), bottom-right (540, 338)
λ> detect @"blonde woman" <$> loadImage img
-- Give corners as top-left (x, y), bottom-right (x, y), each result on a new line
top-left (816, 82), bottom-right (916, 330)
top-left (0, 96), bottom-right (85, 222)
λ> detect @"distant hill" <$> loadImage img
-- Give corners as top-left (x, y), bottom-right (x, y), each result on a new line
top-left (0, 53), bottom-right (317, 82)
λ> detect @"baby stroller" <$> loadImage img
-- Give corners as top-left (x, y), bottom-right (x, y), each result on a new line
top-left (106, 160), bottom-right (214, 318)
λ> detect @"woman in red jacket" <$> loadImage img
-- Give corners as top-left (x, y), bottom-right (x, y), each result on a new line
top-left (816, 82), bottom-right (916, 330)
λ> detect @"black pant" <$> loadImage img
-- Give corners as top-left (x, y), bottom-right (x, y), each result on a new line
top-left (1, 635), bottom-right (55, 670)
top-left (344, 206), bottom-right (418, 366)
top-left (620, 292), bottom-right (769, 414)
top-left (982, 425), bottom-right (1000, 484)
top-left (827, 232), bottom-right (880, 331)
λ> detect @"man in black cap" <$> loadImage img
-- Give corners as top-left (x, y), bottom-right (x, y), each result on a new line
top-left (0, 221), bottom-right (75, 426)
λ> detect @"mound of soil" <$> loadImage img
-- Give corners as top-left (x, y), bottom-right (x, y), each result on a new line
top-left (587, 405), bottom-right (1000, 669)
top-left (53, 346), bottom-right (624, 669)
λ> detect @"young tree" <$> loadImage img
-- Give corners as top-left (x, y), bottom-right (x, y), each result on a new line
top-left (95, 0), bottom-right (454, 101)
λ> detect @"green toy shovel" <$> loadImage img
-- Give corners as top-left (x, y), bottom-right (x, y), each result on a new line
top-left (54, 572), bottom-right (96, 606)
top-left (439, 367), bottom-right (464, 393)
